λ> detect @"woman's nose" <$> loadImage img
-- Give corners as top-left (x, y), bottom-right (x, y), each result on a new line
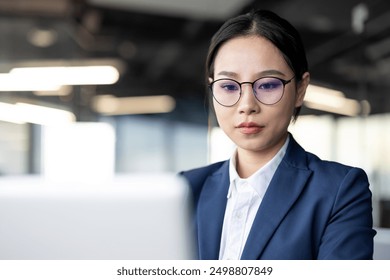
top-left (237, 84), bottom-right (260, 114)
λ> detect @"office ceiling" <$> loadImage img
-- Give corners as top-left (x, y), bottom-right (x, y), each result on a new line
top-left (0, 0), bottom-right (390, 123)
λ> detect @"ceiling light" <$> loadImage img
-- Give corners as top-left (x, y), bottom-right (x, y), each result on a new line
top-left (0, 102), bottom-right (75, 125)
top-left (304, 85), bottom-right (366, 117)
top-left (352, 3), bottom-right (369, 34)
top-left (27, 28), bottom-right (58, 48)
top-left (0, 65), bottom-right (120, 92)
top-left (10, 65), bottom-right (120, 85)
top-left (0, 72), bottom-right (61, 91)
top-left (92, 95), bottom-right (176, 115)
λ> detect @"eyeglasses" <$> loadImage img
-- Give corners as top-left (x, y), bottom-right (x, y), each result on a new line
top-left (209, 76), bottom-right (295, 107)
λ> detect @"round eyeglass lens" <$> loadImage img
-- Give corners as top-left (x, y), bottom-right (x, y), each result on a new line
top-left (212, 79), bottom-right (241, 106)
top-left (253, 77), bottom-right (284, 105)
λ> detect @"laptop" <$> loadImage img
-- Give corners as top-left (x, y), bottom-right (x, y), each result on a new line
top-left (0, 173), bottom-right (196, 260)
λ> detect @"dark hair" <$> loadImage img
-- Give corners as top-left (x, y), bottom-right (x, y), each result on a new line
top-left (206, 10), bottom-right (308, 120)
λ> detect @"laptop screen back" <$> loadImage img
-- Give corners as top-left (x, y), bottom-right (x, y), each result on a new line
top-left (0, 173), bottom-right (196, 260)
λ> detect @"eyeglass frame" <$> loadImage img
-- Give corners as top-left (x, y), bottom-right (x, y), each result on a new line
top-left (208, 76), bottom-right (295, 107)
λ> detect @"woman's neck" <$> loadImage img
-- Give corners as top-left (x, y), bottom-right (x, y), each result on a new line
top-left (235, 150), bottom-right (271, 178)
top-left (235, 135), bottom-right (288, 178)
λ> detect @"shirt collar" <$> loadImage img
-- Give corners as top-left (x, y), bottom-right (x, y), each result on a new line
top-left (227, 135), bottom-right (290, 198)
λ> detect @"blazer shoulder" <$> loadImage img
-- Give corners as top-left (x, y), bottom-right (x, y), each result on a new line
top-left (179, 161), bottom-right (228, 201)
top-left (179, 161), bottom-right (227, 187)
top-left (287, 136), bottom-right (365, 176)
top-left (286, 137), bottom-right (368, 190)
top-left (305, 150), bottom-right (367, 179)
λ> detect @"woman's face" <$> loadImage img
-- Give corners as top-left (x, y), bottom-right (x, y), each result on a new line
top-left (211, 35), bottom-right (309, 157)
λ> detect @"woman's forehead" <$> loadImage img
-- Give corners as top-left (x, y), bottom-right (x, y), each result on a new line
top-left (213, 36), bottom-right (290, 76)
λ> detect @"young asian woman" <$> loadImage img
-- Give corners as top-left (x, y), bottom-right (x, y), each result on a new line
top-left (180, 9), bottom-right (375, 260)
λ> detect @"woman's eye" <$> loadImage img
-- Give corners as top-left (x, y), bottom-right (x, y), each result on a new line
top-left (258, 80), bottom-right (282, 91)
top-left (221, 83), bottom-right (239, 92)
top-left (260, 83), bottom-right (275, 90)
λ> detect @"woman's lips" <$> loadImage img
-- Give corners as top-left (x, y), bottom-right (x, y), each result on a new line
top-left (237, 122), bottom-right (264, 134)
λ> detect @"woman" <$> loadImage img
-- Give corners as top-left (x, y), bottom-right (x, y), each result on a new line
top-left (180, 10), bottom-right (375, 260)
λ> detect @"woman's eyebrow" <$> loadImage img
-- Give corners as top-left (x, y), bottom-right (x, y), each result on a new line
top-left (215, 71), bottom-right (239, 78)
top-left (258, 69), bottom-right (287, 77)
top-left (216, 69), bottom-right (287, 79)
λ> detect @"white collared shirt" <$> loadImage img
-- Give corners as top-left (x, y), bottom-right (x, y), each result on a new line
top-left (218, 136), bottom-right (289, 260)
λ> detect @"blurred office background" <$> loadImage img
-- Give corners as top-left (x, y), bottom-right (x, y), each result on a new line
top-left (0, 0), bottom-right (390, 230)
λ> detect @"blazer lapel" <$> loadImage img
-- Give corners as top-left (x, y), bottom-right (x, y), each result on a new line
top-left (197, 161), bottom-right (230, 259)
top-left (241, 137), bottom-right (312, 260)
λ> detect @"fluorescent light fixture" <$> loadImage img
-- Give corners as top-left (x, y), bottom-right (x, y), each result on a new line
top-left (0, 72), bottom-right (61, 91)
top-left (93, 95), bottom-right (176, 115)
top-left (0, 102), bottom-right (75, 125)
top-left (304, 85), bottom-right (366, 117)
top-left (0, 65), bottom-right (120, 92)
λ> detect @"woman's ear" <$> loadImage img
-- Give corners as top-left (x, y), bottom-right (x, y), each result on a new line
top-left (295, 72), bottom-right (310, 107)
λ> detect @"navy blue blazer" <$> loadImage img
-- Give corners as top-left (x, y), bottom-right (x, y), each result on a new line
top-left (180, 136), bottom-right (375, 260)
